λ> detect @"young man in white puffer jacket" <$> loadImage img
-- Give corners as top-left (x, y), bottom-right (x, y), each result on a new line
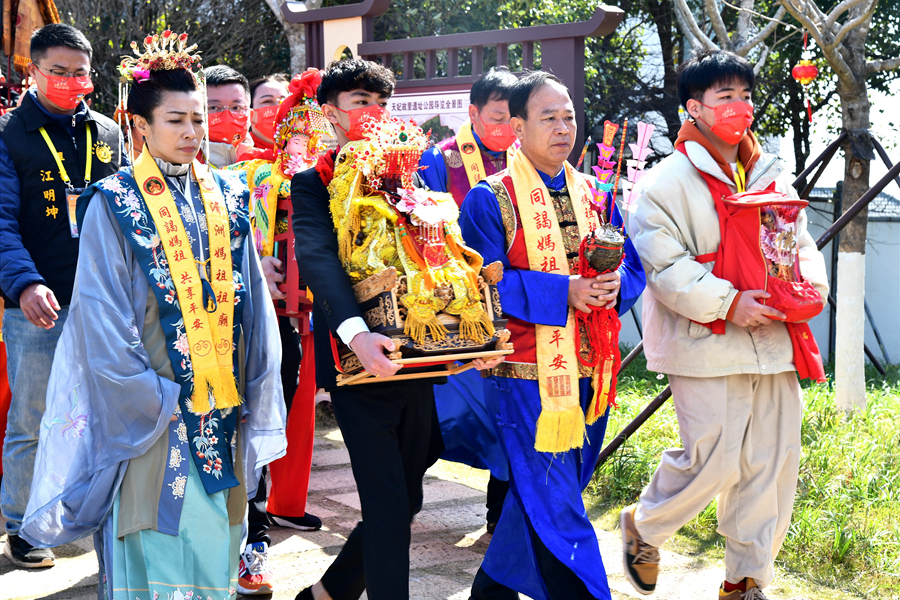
top-left (621, 49), bottom-right (828, 600)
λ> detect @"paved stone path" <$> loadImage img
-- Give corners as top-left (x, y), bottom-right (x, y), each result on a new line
top-left (1, 421), bottom-right (816, 600)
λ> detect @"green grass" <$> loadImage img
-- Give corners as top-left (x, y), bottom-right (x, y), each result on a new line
top-left (586, 348), bottom-right (900, 599)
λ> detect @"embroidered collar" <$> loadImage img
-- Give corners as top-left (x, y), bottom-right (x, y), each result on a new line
top-left (536, 167), bottom-right (567, 192)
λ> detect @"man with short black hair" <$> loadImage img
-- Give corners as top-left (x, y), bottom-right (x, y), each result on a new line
top-left (622, 49), bottom-right (828, 599)
top-left (460, 71), bottom-right (645, 600)
top-left (291, 58), bottom-right (503, 600)
top-left (204, 64), bottom-right (253, 167)
top-left (0, 22), bottom-right (123, 569)
top-left (419, 66), bottom-right (518, 206)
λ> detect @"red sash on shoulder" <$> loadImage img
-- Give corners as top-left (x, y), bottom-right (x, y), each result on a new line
top-left (677, 144), bottom-right (825, 382)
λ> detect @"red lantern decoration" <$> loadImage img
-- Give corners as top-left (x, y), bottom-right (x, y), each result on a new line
top-left (791, 33), bottom-right (820, 123)
top-left (791, 60), bottom-right (819, 85)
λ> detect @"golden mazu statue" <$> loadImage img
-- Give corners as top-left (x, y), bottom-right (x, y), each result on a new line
top-left (328, 116), bottom-right (495, 346)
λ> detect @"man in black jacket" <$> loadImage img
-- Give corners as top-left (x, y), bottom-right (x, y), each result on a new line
top-left (291, 59), bottom-right (500, 600)
top-left (0, 23), bottom-right (123, 569)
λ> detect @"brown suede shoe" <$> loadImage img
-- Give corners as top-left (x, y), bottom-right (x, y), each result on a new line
top-left (719, 578), bottom-right (769, 599)
top-left (621, 504), bottom-right (659, 595)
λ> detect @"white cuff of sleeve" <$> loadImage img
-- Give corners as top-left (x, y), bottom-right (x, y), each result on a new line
top-left (336, 317), bottom-right (369, 346)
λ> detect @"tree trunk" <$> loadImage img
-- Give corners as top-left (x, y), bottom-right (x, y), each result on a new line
top-left (264, 0), bottom-right (308, 74)
top-left (647, 0), bottom-right (684, 147)
top-left (834, 6), bottom-right (873, 411)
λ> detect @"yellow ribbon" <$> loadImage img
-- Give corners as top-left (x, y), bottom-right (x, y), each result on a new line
top-left (509, 151), bottom-right (599, 453)
top-left (39, 125), bottom-right (92, 187)
top-left (735, 159), bottom-right (747, 193)
top-left (133, 150), bottom-right (240, 414)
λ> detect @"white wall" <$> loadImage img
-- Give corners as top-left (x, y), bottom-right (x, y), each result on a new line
top-left (804, 208), bottom-right (900, 366)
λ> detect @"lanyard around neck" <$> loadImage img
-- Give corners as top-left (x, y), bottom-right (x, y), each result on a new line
top-left (38, 124), bottom-right (92, 189)
top-left (734, 159), bottom-right (746, 193)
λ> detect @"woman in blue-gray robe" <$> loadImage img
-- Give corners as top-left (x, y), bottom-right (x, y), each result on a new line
top-left (20, 63), bottom-right (286, 600)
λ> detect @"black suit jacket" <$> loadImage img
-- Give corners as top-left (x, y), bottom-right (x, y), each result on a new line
top-left (291, 161), bottom-right (364, 389)
top-left (291, 158), bottom-right (441, 389)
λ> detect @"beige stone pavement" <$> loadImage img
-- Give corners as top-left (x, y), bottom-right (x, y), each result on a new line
top-left (1, 422), bottom-right (813, 600)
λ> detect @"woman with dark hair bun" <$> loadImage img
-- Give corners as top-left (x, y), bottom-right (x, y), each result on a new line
top-left (20, 31), bottom-right (286, 600)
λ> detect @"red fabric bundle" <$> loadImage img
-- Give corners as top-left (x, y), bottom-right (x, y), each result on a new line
top-left (576, 234), bottom-right (624, 416)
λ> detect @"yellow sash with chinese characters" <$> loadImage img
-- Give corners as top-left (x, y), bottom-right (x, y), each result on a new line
top-left (134, 151), bottom-right (240, 414)
top-left (510, 151), bottom-right (599, 454)
top-left (456, 121), bottom-right (516, 189)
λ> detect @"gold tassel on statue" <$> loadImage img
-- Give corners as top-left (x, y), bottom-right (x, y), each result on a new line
top-left (458, 299), bottom-right (495, 344)
top-left (401, 292), bottom-right (447, 344)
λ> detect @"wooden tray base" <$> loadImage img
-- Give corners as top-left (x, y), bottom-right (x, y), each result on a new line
top-left (335, 347), bottom-right (513, 386)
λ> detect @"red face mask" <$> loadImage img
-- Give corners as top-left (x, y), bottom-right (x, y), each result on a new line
top-left (251, 105), bottom-right (280, 142)
top-left (208, 110), bottom-right (251, 147)
top-left (333, 104), bottom-right (386, 141)
top-left (477, 114), bottom-right (517, 152)
top-left (697, 100), bottom-right (754, 146)
top-left (35, 69), bottom-right (93, 110)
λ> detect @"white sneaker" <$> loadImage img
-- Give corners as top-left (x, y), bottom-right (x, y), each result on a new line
top-left (314, 388), bottom-right (331, 405)
top-left (237, 542), bottom-right (274, 595)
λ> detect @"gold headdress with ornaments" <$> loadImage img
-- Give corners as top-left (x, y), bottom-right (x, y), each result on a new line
top-left (116, 30), bottom-right (205, 161)
top-left (329, 115), bottom-right (495, 345)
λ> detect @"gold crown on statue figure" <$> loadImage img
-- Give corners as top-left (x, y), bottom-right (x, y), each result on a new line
top-left (273, 69), bottom-right (332, 158)
top-left (118, 30), bottom-right (202, 82)
top-left (347, 116), bottom-right (429, 191)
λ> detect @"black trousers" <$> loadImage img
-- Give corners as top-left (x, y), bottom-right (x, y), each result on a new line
top-left (247, 317), bottom-right (303, 546)
top-left (470, 493), bottom-right (596, 600)
top-left (320, 380), bottom-right (434, 600)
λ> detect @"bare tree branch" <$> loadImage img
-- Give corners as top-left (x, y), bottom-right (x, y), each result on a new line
top-left (780, 0), bottom-right (831, 48)
top-left (867, 56), bottom-right (900, 73)
top-left (263, 0), bottom-right (307, 74)
top-left (737, 0), bottom-right (754, 44)
top-left (787, 0), bottom-right (828, 31)
top-left (674, 0), bottom-right (718, 49)
top-left (752, 42), bottom-right (770, 75)
top-left (831, 0), bottom-right (878, 48)
top-left (771, 29), bottom-right (801, 50)
top-left (704, 0), bottom-right (733, 49)
top-left (779, 0), bottom-right (856, 86)
top-left (737, 5), bottom-right (788, 55)
top-left (264, 0), bottom-right (288, 26)
top-left (824, 0), bottom-right (869, 33)
top-left (722, 1), bottom-right (797, 31)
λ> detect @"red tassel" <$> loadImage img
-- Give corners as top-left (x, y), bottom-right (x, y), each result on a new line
top-left (575, 234), bottom-right (624, 410)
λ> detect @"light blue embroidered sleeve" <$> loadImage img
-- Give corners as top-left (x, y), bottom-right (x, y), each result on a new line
top-left (20, 193), bottom-right (181, 547)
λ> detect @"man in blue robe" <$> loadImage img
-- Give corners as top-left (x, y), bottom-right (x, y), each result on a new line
top-left (459, 72), bottom-right (645, 600)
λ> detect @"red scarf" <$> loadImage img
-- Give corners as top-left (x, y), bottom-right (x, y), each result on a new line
top-left (674, 120), bottom-right (762, 185)
top-left (677, 143), bottom-right (825, 383)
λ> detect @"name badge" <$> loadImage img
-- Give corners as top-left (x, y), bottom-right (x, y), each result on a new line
top-left (66, 188), bottom-right (85, 238)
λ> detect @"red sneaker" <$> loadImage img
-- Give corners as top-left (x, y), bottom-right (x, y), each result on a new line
top-left (237, 542), bottom-right (274, 595)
